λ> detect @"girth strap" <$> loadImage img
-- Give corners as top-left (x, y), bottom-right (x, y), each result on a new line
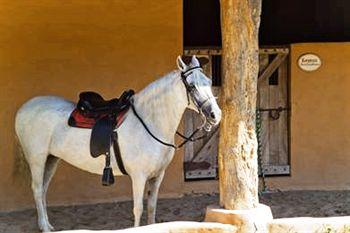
top-left (112, 132), bottom-right (128, 175)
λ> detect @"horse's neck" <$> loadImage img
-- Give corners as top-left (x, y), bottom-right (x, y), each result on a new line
top-left (133, 71), bottom-right (188, 142)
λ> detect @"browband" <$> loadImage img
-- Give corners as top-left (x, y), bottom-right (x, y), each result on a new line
top-left (181, 66), bottom-right (202, 77)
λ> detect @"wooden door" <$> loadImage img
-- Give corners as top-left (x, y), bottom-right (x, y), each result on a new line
top-left (257, 47), bottom-right (290, 175)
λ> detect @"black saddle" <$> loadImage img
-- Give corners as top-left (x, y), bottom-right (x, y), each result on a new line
top-left (70, 90), bottom-right (134, 186)
top-left (77, 90), bottom-right (134, 115)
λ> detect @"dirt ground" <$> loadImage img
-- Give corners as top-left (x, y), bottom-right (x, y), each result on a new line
top-left (1, 191), bottom-right (350, 233)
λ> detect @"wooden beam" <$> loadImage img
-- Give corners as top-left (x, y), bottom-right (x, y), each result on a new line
top-left (260, 165), bottom-right (290, 176)
top-left (184, 48), bottom-right (222, 56)
top-left (190, 127), bottom-right (219, 163)
top-left (259, 47), bottom-right (289, 55)
top-left (258, 53), bottom-right (287, 85)
top-left (183, 47), bottom-right (289, 56)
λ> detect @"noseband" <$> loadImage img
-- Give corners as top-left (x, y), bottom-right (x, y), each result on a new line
top-left (181, 66), bottom-right (215, 114)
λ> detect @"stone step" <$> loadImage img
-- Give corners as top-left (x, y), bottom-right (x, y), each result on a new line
top-left (269, 216), bottom-right (350, 233)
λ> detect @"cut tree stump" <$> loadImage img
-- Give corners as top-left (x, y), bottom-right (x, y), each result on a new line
top-left (205, 204), bottom-right (273, 233)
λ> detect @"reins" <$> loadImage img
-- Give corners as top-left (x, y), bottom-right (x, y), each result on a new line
top-left (130, 103), bottom-right (207, 150)
top-left (130, 66), bottom-right (210, 150)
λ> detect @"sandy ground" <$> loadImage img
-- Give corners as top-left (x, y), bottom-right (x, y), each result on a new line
top-left (1, 191), bottom-right (350, 233)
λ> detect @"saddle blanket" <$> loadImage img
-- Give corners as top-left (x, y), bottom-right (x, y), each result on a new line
top-left (68, 108), bottom-right (128, 129)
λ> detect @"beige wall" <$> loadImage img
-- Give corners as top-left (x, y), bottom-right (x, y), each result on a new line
top-left (267, 42), bottom-right (350, 190)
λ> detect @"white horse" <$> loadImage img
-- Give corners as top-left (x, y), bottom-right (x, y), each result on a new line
top-left (15, 56), bottom-right (221, 232)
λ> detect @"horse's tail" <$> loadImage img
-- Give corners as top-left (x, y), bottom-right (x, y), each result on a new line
top-left (12, 135), bottom-right (32, 186)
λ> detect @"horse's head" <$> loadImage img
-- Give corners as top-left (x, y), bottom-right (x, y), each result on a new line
top-left (177, 55), bottom-right (222, 131)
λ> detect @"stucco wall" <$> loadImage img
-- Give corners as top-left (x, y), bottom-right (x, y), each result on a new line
top-left (0, 0), bottom-right (216, 212)
top-left (267, 42), bottom-right (350, 190)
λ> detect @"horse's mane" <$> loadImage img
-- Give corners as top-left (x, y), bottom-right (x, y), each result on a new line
top-left (134, 70), bottom-right (180, 107)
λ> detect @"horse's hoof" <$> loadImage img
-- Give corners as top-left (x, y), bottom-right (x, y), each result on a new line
top-left (40, 227), bottom-right (51, 232)
top-left (48, 223), bottom-right (55, 231)
top-left (39, 224), bottom-right (52, 232)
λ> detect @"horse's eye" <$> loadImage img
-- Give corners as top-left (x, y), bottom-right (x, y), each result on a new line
top-left (189, 84), bottom-right (195, 90)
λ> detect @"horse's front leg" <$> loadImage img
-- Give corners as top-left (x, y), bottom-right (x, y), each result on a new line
top-left (147, 171), bottom-right (165, 225)
top-left (131, 174), bottom-right (147, 227)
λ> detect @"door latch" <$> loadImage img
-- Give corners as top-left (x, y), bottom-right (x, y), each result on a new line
top-left (258, 107), bottom-right (289, 120)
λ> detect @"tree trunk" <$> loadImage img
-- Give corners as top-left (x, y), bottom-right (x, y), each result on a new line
top-left (218, 0), bottom-right (262, 210)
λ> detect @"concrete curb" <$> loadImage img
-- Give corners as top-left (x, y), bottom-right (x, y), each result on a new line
top-left (269, 216), bottom-right (350, 233)
top-left (55, 221), bottom-right (237, 233)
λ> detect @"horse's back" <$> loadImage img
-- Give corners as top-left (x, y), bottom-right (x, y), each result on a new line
top-left (15, 96), bottom-right (75, 149)
top-left (17, 96), bottom-right (74, 123)
top-left (17, 95), bottom-right (74, 114)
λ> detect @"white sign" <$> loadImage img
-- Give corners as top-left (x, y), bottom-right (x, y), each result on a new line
top-left (298, 53), bottom-right (322, 72)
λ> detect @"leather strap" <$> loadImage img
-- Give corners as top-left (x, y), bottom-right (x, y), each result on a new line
top-left (131, 103), bottom-right (177, 148)
top-left (131, 102), bottom-right (206, 149)
top-left (112, 132), bottom-right (128, 175)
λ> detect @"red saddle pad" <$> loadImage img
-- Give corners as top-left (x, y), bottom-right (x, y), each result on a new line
top-left (68, 109), bottom-right (128, 129)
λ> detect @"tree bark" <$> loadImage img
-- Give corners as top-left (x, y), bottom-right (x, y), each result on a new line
top-left (218, 0), bottom-right (262, 210)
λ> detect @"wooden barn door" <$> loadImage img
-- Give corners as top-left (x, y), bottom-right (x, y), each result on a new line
top-left (257, 47), bottom-right (290, 176)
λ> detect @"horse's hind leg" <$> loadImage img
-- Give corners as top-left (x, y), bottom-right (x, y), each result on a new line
top-left (42, 155), bottom-right (60, 231)
top-left (28, 153), bottom-right (52, 232)
top-left (147, 171), bottom-right (165, 224)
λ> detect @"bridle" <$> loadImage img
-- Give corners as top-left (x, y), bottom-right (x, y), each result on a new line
top-left (181, 66), bottom-right (215, 116)
top-left (130, 67), bottom-right (214, 149)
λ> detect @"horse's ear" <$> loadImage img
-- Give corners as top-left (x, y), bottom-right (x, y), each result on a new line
top-left (198, 57), bottom-right (209, 67)
top-left (178, 55), bottom-right (209, 69)
top-left (191, 55), bottom-right (200, 67)
top-left (181, 56), bottom-right (192, 65)
top-left (176, 56), bottom-right (187, 71)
